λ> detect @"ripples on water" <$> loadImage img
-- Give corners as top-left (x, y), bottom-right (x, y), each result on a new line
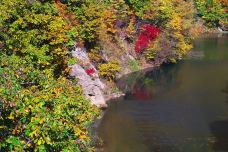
top-left (98, 34), bottom-right (228, 152)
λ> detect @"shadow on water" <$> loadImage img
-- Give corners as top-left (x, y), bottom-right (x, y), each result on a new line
top-left (210, 85), bottom-right (228, 152)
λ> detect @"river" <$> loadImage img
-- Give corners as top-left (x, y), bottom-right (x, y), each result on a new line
top-left (98, 34), bottom-right (228, 152)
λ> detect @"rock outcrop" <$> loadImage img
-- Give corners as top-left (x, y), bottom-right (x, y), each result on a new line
top-left (70, 47), bottom-right (107, 108)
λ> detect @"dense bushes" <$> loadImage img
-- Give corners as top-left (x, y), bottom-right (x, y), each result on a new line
top-left (194, 0), bottom-right (227, 27)
top-left (0, 0), bottom-right (75, 73)
top-left (0, 0), bottom-right (100, 151)
top-left (0, 55), bottom-right (100, 151)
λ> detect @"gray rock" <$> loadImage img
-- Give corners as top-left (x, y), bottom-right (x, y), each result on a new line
top-left (218, 27), bottom-right (228, 34)
top-left (72, 47), bottom-right (90, 62)
top-left (70, 64), bottom-right (107, 107)
top-left (70, 47), bottom-right (107, 108)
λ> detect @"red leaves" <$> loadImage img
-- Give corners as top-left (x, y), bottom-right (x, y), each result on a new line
top-left (86, 68), bottom-right (95, 76)
top-left (132, 85), bottom-right (152, 101)
top-left (135, 24), bottom-right (160, 53)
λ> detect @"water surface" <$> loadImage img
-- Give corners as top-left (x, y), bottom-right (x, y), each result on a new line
top-left (98, 35), bottom-right (228, 152)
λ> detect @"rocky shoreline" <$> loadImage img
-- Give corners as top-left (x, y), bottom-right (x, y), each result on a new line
top-left (69, 45), bottom-right (167, 109)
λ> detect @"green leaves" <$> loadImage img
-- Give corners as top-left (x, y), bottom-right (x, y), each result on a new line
top-left (0, 1), bottom-right (101, 151)
top-left (0, 0), bottom-right (77, 71)
top-left (194, 0), bottom-right (226, 26)
top-left (0, 55), bottom-right (100, 151)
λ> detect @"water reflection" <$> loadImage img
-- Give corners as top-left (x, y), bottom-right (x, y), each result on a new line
top-left (118, 63), bottom-right (181, 101)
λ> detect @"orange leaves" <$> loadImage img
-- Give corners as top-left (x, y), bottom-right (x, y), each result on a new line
top-left (52, 87), bottom-right (63, 97)
top-left (101, 9), bottom-right (117, 34)
top-left (54, 0), bottom-right (79, 27)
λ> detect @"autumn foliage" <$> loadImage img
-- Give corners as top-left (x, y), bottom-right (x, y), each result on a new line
top-left (135, 24), bottom-right (160, 53)
top-left (85, 68), bottom-right (95, 76)
top-left (0, 0), bottom-right (225, 151)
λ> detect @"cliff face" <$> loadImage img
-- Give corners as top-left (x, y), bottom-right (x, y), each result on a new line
top-left (70, 47), bottom-right (107, 107)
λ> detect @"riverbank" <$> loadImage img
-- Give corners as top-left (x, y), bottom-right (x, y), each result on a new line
top-left (94, 32), bottom-right (228, 144)
top-left (98, 30), bottom-right (227, 107)
top-left (96, 34), bottom-right (228, 152)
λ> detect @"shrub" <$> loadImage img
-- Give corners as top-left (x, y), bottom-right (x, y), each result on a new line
top-left (98, 61), bottom-right (121, 81)
top-left (135, 24), bottom-right (160, 53)
top-left (67, 57), bottom-right (77, 65)
top-left (145, 38), bottom-right (161, 61)
top-left (88, 47), bottom-right (103, 64)
top-left (128, 59), bottom-right (140, 71)
top-left (85, 68), bottom-right (96, 76)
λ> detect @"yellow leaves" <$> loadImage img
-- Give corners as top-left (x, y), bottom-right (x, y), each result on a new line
top-left (39, 118), bottom-right (45, 125)
top-left (22, 89), bottom-right (30, 94)
top-left (0, 1), bottom-right (101, 151)
top-left (102, 10), bottom-right (116, 21)
top-left (74, 127), bottom-right (83, 136)
top-left (98, 61), bottom-right (121, 80)
top-left (161, 0), bottom-right (194, 59)
top-left (79, 135), bottom-right (87, 140)
top-left (34, 138), bottom-right (45, 146)
top-left (52, 47), bottom-right (63, 56)
top-left (15, 74), bottom-right (19, 79)
top-left (169, 14), bottom-right (182, 30)
top-left (14, 17), bottom-right (25, 28)
top-left (88, 48), bottom-right (103, 63)
top-left (74, 128), bottom-right (89, 141)
top-left (29, 126), bottom-right (39, 138)
top-left (179, 42), bottom-right (193, 54)
top-left (48, 17), bottom-right (66, 32)
top-left (8, 112), bottom-right (14, 120)
top-left (24, 13), bottom-right (51, 25)
top-left (99, 9), bottom-right (117, 34)
top-left (37, 140), bottom-right (42, 145)
top-left (173, 31), bottom-right (183, 39)
top-left (126, 16), bottom-right (136, 36)
top-left (43, 136), bottom-right (51, 145)
top-left (0, 126), bottom-right (4, 129)
top-left (50, 34), bottom-right (68, 45)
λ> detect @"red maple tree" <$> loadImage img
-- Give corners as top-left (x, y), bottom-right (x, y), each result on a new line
top-left (135, 24), bottom-right (160, 53)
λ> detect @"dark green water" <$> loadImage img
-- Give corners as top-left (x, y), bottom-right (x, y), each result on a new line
top-left (98, 35), bottom-right (228, 152)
